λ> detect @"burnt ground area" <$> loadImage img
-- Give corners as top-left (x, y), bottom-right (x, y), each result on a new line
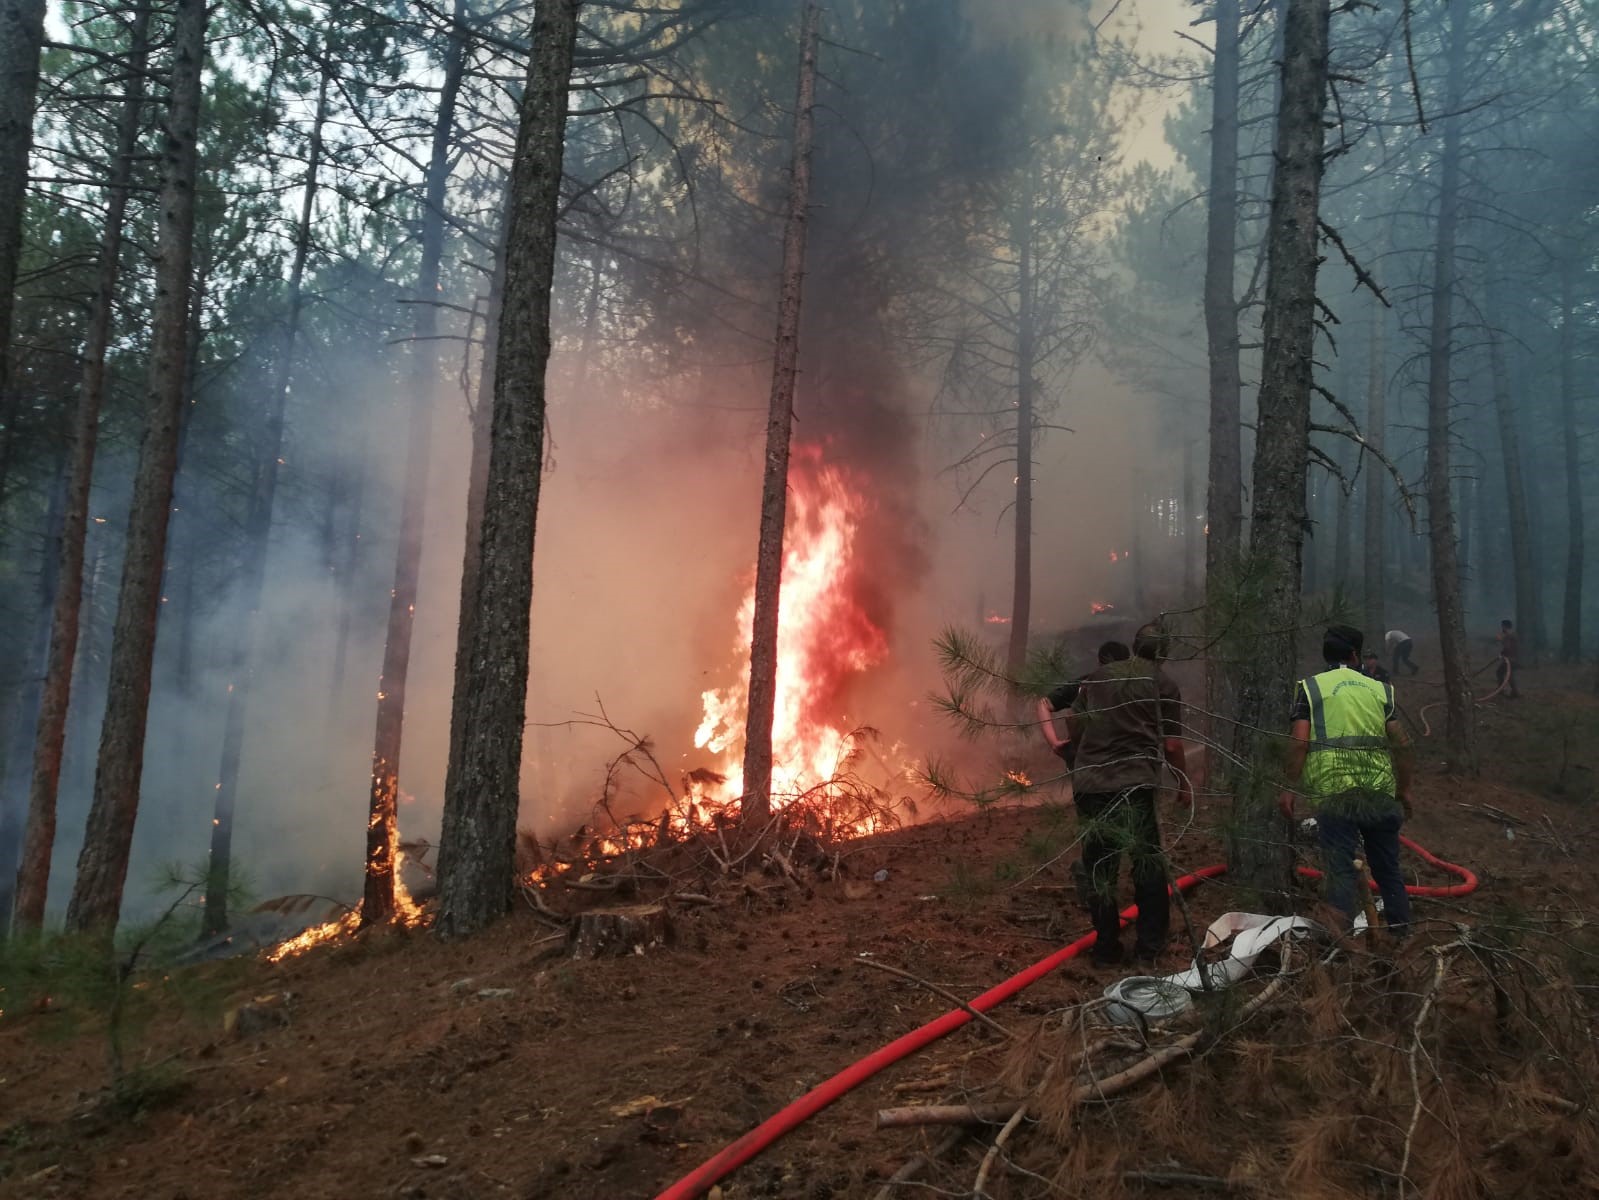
top-left (2, 670), bottom-right (1598, 1200)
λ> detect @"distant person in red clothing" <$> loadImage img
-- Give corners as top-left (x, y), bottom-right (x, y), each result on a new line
top-left (1496, 619), bottom-right (1521, 698)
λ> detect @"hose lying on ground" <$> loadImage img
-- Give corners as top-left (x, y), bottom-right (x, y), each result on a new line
top-left (1419, 655), bottom-right (1512, 736)
top-left (652, 840), bottom-right (1476, 1200)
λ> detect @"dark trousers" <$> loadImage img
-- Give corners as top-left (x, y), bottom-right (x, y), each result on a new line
top-left (1316, 809), bottom-right (1411, 933)
top-left (1392, 639), bottom-right (1419, 675)
top-left (1075, 786), bottom-right (1168, 959)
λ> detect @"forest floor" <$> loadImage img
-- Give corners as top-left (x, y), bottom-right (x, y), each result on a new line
top-left (2, 665), bottom-right (1598, 1200)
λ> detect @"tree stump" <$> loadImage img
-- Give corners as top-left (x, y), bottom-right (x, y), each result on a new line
top-left (568, 904), bottom-right (672, 959)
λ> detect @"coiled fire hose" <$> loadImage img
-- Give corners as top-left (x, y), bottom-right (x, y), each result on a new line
top-left (1419, 655), bottom-right (1512, 736)
top-left (652, 841), bottom-right (1475, 1199)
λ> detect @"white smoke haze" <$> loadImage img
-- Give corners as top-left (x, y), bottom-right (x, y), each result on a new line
top-left (33, 0), bottom-right (1206, 924)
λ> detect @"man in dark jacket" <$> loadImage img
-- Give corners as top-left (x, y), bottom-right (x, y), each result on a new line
top-left (1062, 624), bottom-right (1191, 967)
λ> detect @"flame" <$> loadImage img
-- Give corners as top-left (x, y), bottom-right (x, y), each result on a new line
top-left (1090, 601), bottom-right (1115, 615)
top-left (692, 443), bottom-right (889, 812)
top-left (1006, 769), bottom-right (1031, 787)
top-left (984, 613), bottom-right (1010, 625)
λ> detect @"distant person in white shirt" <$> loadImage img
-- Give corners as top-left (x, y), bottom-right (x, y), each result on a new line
top-left (1385, 629), bottom-right (1419, 676)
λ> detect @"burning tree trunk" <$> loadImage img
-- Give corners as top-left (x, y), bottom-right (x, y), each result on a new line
top-left (1424, 0), bottom-right (1476, 773)
top-left (1202, 0), bottom-right (1243, 727)
top-left (12, 3), bottom-right (152, 932)
top-left (64, 0), bottom-right (209, 935)
top-left (1558, 260), bottom-right (1582, 661)
top-left (364, 3), bottom-right (470, 926)
top-left (0, 0), bottom-right (46, 502)
top-left (1005, 165), bottom-right (1037, 677)
top-left (1228, 0), bottom-right (1330, 902)
top-left (1487, 304), bottom-right (1541, 660)
top-left (434, 0), bottom-right (580, 939)
top-left (1362, 300), bottom-right (1386, 641)
top-left (200, 63), bottom-right (330, 937)
top-left (739, 2), bottom-right (820, 826)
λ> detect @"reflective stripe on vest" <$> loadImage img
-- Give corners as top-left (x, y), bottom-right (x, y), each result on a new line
top-left (1297, 667), bottom-right (1396, 805)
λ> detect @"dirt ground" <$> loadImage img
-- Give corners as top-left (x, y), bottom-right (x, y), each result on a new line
top-left (2, 668), bottom-right (1597, 1200)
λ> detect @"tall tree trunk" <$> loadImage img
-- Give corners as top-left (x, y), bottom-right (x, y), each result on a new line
top-left (434, 0), bottom-right (580, 939)
top-left (363, 3), bottom-right (470, 925)
top-left (1363, 301), bottom-right (1386, 640)
top-left (1183, 438), bottom-right (1198, 601)
top-left (0, 0), bottom-right (47, 501)
top-left (64, 0), bottom-right (209, 934)
top-left (1424, 0), bottom-right (1475, 773)
top-left (737, 2), bottom-right (820, 826)
top-left (1228, 0), bottom-right (1330, 903)
top-left (1558, 260), bottom-right (1582, 661)
top-left (201, 64), bottom-right (329, 936)
top-left (1203, 0), bottom-right (1243, 726)
top-left (445, 212), bottom-right (506, 794)
top-left (1487, 313), bottom-right (1541, 660)
top-left (0, 452), bottom-right (66, 927)
top-left (1006, 166), bottom-right (1037, 676)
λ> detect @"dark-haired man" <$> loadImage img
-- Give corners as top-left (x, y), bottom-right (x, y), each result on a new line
top-left (1063, 623), bottom-right (1191, 967)
top-left (1283, 625), bottom-right (1414, 935)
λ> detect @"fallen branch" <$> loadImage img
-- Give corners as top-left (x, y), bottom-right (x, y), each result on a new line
top-left (971, 1102), bottom-right (1028, 1198)
top-left (853, 957), bottom-right (1015, 1040)
top-left (873, 1128), bottom-right (965, 1200)
top-left (877, 943), bottom-right (1296, 1130)
top-left (1398, 946), bottom-right (1458, 1198)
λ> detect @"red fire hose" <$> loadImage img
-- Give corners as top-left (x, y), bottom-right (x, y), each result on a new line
top-left (652, 840), bottom-right (1475, 1200)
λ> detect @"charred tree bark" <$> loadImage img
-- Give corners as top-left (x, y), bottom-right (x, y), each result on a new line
top-left (0, 0), bottom-right (46, 499)
top-left (1558, 261), bottom-right (1582, 661)
top-left (1228, 0), bottom-right (1330, 904)
top-left (1363, 301), bottom-right (1386, 640)
top-left (738, 2), bottom-right (820, 826)
top-left (1005, 165), bottom-right (1037, 676)
top-left (1487, 312), bottom-right (1541, 659)
top-left (201, 64), bottom-right (330, 936)
top-left (363, 3), bottom-right (470, 926)
top-left (0, 453), bottom-right (66, 926)
top-left (434, 0), bottom-right (580, 939)
top-left (1203, 0), bottom-right (1243, 726)
top-left (1424, 0), bottom-right (1476, 773)
top-left (445, 212), bottom-right (506, 794)
top-left (64, 0), bottom-right (209, 935)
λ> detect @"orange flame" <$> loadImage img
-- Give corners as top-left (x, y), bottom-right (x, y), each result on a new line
top-left (693, 444), bottom-right (888, 810)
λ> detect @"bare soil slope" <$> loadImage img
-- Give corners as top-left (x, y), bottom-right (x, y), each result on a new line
top-left (3, 675), bottom-right (1596, 1200)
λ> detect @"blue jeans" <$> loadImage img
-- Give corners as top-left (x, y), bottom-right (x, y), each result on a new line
top-left (1316, 809), bottom-right (1411, 933)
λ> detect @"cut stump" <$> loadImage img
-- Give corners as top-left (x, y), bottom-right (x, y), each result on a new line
top-left (569, 904), bottom-right (672, 959)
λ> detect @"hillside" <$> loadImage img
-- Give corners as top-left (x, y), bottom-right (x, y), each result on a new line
top-left (3, 674), bottom-right (1598, 1200)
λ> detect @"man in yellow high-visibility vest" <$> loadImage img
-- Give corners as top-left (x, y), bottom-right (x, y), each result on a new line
top-left (1281, 625), bottom-right (1414, 934)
